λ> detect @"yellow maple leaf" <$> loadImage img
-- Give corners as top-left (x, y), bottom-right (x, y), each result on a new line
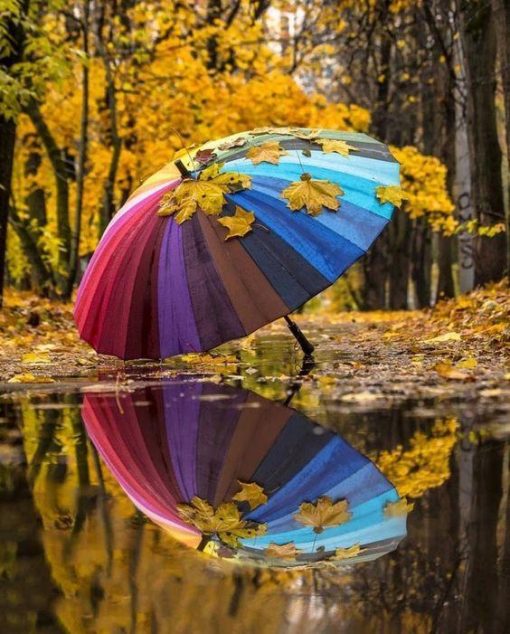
top-left (316, 138), bottom-right (358, 156)
top-left (176, 496), bottom-right (266, 548)
top-left (376, 185), bottom-right (408, 207)
top-left (433, 360), bottom-right (471, 381)
top-left (384, 497), bottom-right (414, 517)
top-left (246, 141), bottom-right (287, 165)
top-left (218, 137), bottom-right (248, 150)
top-left (294, 496), bottom-right (351, 533)
top-left (282, 173), bottom-right (343, 215)
top-left (232, 481), bottom-right (268, 509)
top-left (157, 166), bottom-right (251, 223)
top-left (8, 373), bottom-right (55, 384)
top-left (218, 206), bottom-right (255, 240)
top-left (265, 542), bottom-right (300, 560)
top-left (22, 352), bottom-right (52, 364)
top-left (331, 544), bottom-right (362, 560)
top-left (423, 331), bottom-right (461, 344)
top-left (289, 128), bottom-right (322, 140)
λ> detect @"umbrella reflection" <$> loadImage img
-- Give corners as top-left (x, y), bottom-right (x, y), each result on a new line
top-left (82, 380), bottom-right (408, 568)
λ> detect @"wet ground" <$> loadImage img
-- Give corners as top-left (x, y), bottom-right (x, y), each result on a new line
top-left (1, 327), bottom-right (509, 634)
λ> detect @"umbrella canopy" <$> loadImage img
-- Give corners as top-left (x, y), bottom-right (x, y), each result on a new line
top-left (75, 127), bottom-right (401, 360)
top-left (82, 380), bottom-right (409, 568)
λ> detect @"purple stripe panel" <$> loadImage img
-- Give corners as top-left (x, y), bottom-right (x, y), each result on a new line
top-left (157, 219), bottom-right (201, 357)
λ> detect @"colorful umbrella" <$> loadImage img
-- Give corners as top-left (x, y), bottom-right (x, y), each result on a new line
top-left (82, 380), bottom-right (409, 568)
top-left (75, 127), bottom-right (401, 360)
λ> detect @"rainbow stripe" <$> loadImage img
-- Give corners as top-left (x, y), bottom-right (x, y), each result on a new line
top-left (75, 129), bottom-right (399, 359)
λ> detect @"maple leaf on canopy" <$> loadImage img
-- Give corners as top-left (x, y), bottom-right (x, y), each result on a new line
top-left (294, 496), bottom-right (351, 533)
top-left (218, 206), bottom-right (255, 240)
top-left (289, 128), bottom-right (322, 140)
top-left (282, 173), bottom-right (343, 215)
top-left (384, 497), bottom-right (414, 517)
top-left (232, 481), bottom-right (268, 509)
top-left (316, 138), bottom-right (358, 156)
top-left (157, 164), bottom-right (251, 223)
top-left (376, 185), bottom-right (408, 207)
top-left (265, 542), bottom-right (300, 560)
top-left (218, 137), bottom-right (248, 150)
top-left (195, 148), bottom-right (217, 165)
top-left (331, 544), bottom-right (362, 560)
top-left (176, 496), bottom-right (266, 548)
top-left (246, 141), bottom-right (287, 165)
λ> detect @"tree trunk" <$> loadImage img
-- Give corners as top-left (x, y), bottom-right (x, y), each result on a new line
top-left (461, 0), bottom-right (507, 284)
top-left (66, 0), bottom-right (90, 297)
top-left (0, 0), bottom-right (30, 307)
top-left (412, 219), bottom-right (432, 307)
top-left (24, 99), bottom-right (71, 292)
top-left (388, 210), bottom-right (411, 309)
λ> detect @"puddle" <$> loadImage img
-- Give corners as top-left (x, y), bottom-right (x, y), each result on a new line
top-left (1, 335), bottom-right (509, 633)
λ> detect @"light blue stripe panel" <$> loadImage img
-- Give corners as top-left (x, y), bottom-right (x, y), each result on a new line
top-left (227, 151), bottom-right (400, 185)
top-left (261, 485), bottom-right (399, 536)
top-left (230, 166), bottom-right (395, 219)
top-left (242, 491), bottom-right (404, 550)
top-left (263, 464), bottom-right (396, 534)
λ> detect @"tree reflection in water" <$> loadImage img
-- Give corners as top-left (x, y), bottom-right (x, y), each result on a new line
top-left (0, 373), bottom-right (509, 633)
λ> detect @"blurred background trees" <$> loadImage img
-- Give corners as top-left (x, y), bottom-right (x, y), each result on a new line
top-left (0, 0), bottom-right (508, 309)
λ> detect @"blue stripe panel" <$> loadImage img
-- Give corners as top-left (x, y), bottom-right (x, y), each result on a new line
top-left (247, 436), bottom-right (369, 524)
top-left (225, 165), bottom-right (396, 219)
top-left (228, 151), bottom-right (399, 185)
top-left (230, 188), bottom-right (365, 282)
top-left (222, 203), bottom-right (330, 308)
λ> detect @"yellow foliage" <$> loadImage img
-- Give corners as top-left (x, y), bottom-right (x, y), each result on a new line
top-left (375, 417), bottom-right (459, 498)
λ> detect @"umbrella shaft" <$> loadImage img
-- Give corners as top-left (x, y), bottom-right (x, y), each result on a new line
top-left (284, 315), bottom-right (315, 356)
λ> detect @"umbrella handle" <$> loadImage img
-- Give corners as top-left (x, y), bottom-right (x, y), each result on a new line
top-left (284, 315), bottom-right (315, 356)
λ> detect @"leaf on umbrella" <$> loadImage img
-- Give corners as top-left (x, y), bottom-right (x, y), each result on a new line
top-left (250, 126), bottom-right (293, 136)
top-left (247, 141), bottom-right (287, 165)
top-left (282, 173), bottom-right (343, 215)
top-left (232, 481), bottom-right (268, 509)
top-left (302, 149), bottom-right (312, 157)
top-left (289, 128), bottom-right (322, 140)
top-left (218, 206), bottom-right (255, 240)
top-left (195, 149), bottom-right (217, 165)
top-left (384, 497), bottom-right (414, 517)
top-left (177, 496), bottom-right (266, 548)
top-left (218, 137), bottom-right (248, 150)
top-left (316, 138), bottom-right (358, 156)
top-left (294, 496), bottom-right (351, 533)
top-left (265, 542), bottom-right (300, 559)
top-left (376, 185), bottom-right (408, 207)
top-left (157, 166), bottom-right (251, 222)
top-left (331, 544), bottom-right (362, 560)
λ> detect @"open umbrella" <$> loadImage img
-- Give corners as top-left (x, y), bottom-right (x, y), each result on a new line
top-left (75, 128), bottom-right (401, 360)
top-left (82, 379), bottom-right (409, 568)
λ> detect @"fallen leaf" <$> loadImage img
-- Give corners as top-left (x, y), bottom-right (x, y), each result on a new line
top-left (289, 127), bottom-right (322, 140)
top-left (177, 496), bottom-right (266, 548)
top-left (331, 544), bottom-right (362, 560)
top-left (218, 137), bottom-right (248, 150)
top-left (294, 496), bottom-right (351, 533)
top-left (433, 361), bottom-right (470, 380)
top-left (341, 390), bottom-right (384, 403)
top-left (384, 497), bottom-right (414, 517)
top-left (246, 141), bottom-right (287, 165)
top-left (302, 149), bottom-right (312, 157)
top-left (218, 206), bottom-right (255, 240)
top-left (423, 332), bottom-right (461, 344)
top-left (316, 139), bottom-right (357, 156)
top-left (456, 356), bottom-right (477, 369)
top-left (265, 542), bottom-right (300, 559)
top-left (376, 185), bottom-right (408, 207)
top-left (8, 373), bottom-right (55, 384)
top-left (195, 149), bottom-right (217, 165)
top-left (22, 352), bottom-right (51, 364)
top-left (282, 173), bottom-right (343, 215)
top-left (232, 481), bottom-right (268, 509)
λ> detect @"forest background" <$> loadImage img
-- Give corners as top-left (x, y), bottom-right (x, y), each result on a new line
top-left (1, 0), bottom-right (509, 312)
